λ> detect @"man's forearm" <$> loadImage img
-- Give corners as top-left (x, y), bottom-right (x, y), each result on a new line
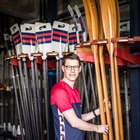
top-left (81, 108), bottom-right (100, 121)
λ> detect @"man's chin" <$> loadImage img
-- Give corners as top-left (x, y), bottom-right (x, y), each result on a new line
top-left (69, 78), bottom-right (76, 82)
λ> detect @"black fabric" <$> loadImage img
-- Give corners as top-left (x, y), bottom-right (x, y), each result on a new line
top-left (0, 0), bottom-right (40, 20)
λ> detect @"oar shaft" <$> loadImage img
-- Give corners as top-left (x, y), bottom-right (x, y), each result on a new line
top-left (99, 45), bottom-right (114, 140)
top-left (11, 65), bottom-right (24, 140)
top-left (34, 58), bottom-right (43, 140)
top-left (114, 55), bottom-right (124, 140)
top-left (22, 58), bottom-right (38, 140)
top-left (30, 60), bottom-right (40, 140)
top-left (123, 70), bottom-right (130, 140)
top-left (43, 59), bottom-right (50, 140)
top-left (81, 62), bottom-right (90, 111)
top-left (18, 59), bottom-right (32, 140)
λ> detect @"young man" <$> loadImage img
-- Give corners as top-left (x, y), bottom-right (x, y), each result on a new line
top-left (50, 53), bottom-right (109, 140)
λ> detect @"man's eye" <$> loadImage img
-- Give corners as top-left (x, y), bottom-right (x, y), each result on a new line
top-left (67, 66), bottom-right (71, 68)
top-left (74, 66), bottom-right (79, 68)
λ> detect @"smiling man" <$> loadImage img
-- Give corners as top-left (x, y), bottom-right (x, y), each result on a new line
top-left (50, 53), bottom-right (109, 140)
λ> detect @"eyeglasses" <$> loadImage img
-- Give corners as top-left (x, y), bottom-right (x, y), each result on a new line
top-left (64, 65), bottom-right (80, 71)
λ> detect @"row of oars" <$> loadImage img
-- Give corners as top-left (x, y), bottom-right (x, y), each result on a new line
top-left (3, 30), bottom-right (65, 139)
top-left (78, 0), bottom-right (124, 140)
top-left (75, 56), bottom-right (131, 140)
top-left (5, 53), bottom-right (59, 140)
top-left (67, 2), bottom-right (131, 139)
top-left (0, 47), bottom-right (22, 140)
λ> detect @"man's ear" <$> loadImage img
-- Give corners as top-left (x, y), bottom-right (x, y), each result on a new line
top-left (61, 65), bottom-right (65, 72)
top-left (79, 66), bottom-right (82, 72)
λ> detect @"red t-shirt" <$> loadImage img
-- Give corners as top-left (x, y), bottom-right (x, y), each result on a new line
top-left (50, 80), bottom-right (84, 140)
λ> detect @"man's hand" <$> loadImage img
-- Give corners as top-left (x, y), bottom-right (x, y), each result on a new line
top-left (96, 124), bottom-right (109, 134)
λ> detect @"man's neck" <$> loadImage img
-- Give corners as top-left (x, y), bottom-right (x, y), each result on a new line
top-left (62, 78), bottom-right (75, 89)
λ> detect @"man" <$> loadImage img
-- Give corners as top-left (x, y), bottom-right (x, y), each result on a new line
top-left (50, 53), bottom-right (109, 140)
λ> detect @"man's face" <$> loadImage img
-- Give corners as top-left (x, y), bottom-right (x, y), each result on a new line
top-left (62, 59), bottom-right (81, 82)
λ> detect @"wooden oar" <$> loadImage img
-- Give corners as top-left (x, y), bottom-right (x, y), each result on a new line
top-left (96, 2), bottom-right (114, 139)
top-left (97, 1), bottom-right (117, 140)
top-left (123, 70), bottom-right (130, 140)
top-left (113, 1), bottom-right (124, 139)
top-left (98, 0), bottom-right (124, 140)
top-left (108, 0), bottom-right (124, 139)
top-left (83, 0), bottom-right (108, 140)
top-left (95, 0), bottom-right (114, 139)
top-left (82, 0), bottom-right (92, 39)
top-left (113, 43), bottom-right (124, 140)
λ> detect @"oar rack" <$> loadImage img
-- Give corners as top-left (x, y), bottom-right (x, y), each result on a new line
top-left (8, 51), bottom-right (75, 69)
top-left (8, 52), bottom-right (59, 69)
top-left (75, 36), bottom-right (140, 65)
top-left (7, 36), bottom-right (140, 67)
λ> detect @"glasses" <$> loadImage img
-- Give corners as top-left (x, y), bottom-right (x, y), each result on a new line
top-left (64, 65), bottom-right (80, 71)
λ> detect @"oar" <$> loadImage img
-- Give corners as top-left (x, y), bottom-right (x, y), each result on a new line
top-left (95, 0), bottom-right (114, 139)
top-left (42, 52), bottom-right (58, 140)
top-left (33, 54), bottom-right (43, 140)
top-left (74, 5), bottom-right (88, 41)
top-left (82, 0), bottom-right (92, 39)
top-left (98, 42), bottom-right (114, 140)
top-left (113, 42), bottom-right (124, 140)
top-left (83, 0), bottom-right (108, 140)
top-left (98, 0), bottom-right (124, 139)
top-left (123, 70), bottom-right (130, 140)
top-left (67, 5), bottom-right (80, 44)
top-left (29, 57), bottom-right (40, 140)
top-left (112, 1), bottom-right (124, 138)
top-left (109, 0), bottom-right (124, 139)
top-left (81, 62), bottom-right (94, 140)
top-left (87, 62), bottom-right (101, 138)
top-left (81, 62), bottom-right (90, 112)
top-left (17, 57), bottom-right (33, 140)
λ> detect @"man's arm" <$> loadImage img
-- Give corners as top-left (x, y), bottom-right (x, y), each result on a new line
top-left (62, 108), bottom-right (108, 134)
top-left (81, 108), bottom-right (100, 121)
top-left (82, 100), bottom-right (111, 121)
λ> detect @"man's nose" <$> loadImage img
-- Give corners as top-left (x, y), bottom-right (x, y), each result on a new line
top-left (70, 66), bottom-right (75, 71)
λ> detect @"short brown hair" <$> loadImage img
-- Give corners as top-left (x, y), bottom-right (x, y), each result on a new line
top-left (62, 53), bottom-right (81, 66)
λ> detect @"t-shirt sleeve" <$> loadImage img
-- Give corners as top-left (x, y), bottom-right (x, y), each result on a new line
top-left (52, 87), bottom-right (72, 113)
